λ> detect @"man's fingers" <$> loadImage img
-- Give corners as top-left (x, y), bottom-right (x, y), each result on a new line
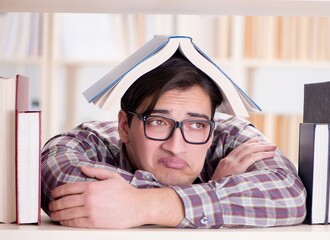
top-left (51, 182), bottom-right (86, 199)
top-left (50, 206), bottom-right (87, 222)
top-left (241, 150), bottom-right (276, 169)
top-left (60, 217), bottom-right (91, 228)
top-left (228, 138), bottom-right (259, 157)
top-left (235, 141), bottom-right (276, 161)
top-left (49, 194), bottom-right (84, 211)
top-left (51, 167), bottom-right (117, 199)
top-left (80, 166), bottom-right (117, 180)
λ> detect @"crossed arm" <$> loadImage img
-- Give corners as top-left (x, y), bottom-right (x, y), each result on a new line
top-left (41, 120), bottom-right (306, 229)
top-left (48, 138), bottom-right (274, 228)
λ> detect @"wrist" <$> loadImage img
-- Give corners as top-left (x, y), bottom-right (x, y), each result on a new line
top-left (137, 187), bottom-right (184, 227)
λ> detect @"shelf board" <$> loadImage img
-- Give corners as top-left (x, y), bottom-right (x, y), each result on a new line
top-left (0, 58), bottom-right (43, 65)
top-left (1, 0), bottom-right (330, 16)
top-left (55, 59), bottom-right (121, 67)
top-left (242, 59), bottom-right (330, 69)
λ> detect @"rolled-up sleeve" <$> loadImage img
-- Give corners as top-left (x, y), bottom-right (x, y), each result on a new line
top-left (170, 117), bottom-right (306, 228)
top-left (41, 121), bottom-right (132, 215)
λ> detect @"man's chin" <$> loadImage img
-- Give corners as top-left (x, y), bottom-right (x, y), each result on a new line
top-left (156, 173), bottom-right (195, 186)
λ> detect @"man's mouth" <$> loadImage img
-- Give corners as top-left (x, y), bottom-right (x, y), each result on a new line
top-left (158, 157), bottom-right (189, 170)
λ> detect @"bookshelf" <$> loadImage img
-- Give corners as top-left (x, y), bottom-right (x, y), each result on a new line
top-left (1, 0), bottom-right (330, 16)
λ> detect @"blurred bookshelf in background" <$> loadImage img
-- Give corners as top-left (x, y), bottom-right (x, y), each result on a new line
top-left (1, 13), bottom-right (329, 165)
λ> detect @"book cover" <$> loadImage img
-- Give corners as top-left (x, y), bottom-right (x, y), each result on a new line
top-left (15, 110), bottom-right (41, 225)
top-left (0, 74), bottom-right (28, 223)
top-left (83, 35), bottom-right (261, 118)
top-left (303, 81), bottom-right (330, 123)
top-left (298, 123), bottom-right (330, 224)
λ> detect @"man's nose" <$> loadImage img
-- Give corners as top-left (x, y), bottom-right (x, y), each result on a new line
top-left (161, 128), bottom-right (188, 155)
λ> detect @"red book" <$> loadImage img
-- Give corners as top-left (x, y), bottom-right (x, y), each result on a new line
top-left (0, 74), bottom-right (29, 223)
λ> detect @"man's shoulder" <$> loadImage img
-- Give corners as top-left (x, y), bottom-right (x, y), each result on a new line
top-left (75, 120), bottom-right (120, 141)
top-left (214, 113), bottom-right (252, 131)
top-left (78, 120), bottom-right (118, 131)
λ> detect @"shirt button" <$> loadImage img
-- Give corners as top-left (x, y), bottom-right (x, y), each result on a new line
top-left (200, 216), bottom-right (208, 225)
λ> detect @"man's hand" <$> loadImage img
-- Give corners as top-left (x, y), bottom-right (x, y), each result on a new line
top-left (49, 166), bottom-right (184, 228)
top-left (211, 138), bottom-right (276, 180)
top-left (49, 166), bottom-right (143, 228)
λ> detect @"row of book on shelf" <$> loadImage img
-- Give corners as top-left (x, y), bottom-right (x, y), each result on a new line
top-left (0, 74), bottom-right (41, 225)
top-left (1, 13), bottom-right (329, 63)
top-left (0, 13), bottom-right (42, 60)
top-left (244, 16), bottom-right (330, 61)
top-left (57, 14), bottom-right (330, 62)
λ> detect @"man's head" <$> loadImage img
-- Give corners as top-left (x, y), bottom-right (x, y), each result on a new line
top-left (118, 53), bottom-right (222, 185)
top-left (121, 52), bottom-right (222, 124)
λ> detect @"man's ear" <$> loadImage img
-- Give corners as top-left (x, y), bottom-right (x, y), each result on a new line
top-left (118, 110), bottom-right (130, 143)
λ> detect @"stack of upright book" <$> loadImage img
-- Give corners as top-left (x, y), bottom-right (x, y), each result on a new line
top-left (0, 74), bottom-right (41, 225)
top-left (298, 81), bottom-right (330, 224)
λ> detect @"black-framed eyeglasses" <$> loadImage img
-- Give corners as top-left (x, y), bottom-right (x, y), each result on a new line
top-left (127, 111), bottom-right (215, 145)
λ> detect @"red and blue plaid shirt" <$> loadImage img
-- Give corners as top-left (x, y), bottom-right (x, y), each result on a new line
top-left (41, 116), bottom-right (306, 228)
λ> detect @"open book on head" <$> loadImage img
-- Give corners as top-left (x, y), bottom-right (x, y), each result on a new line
top-left (83, 35), bottom-right (261, 117)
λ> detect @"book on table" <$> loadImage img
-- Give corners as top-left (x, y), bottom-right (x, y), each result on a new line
top-left (0, 74), bottom-right (41, 225)
top-left (83, 35), bottom-right (261, 117)
top-left (0, 74), bottom-right (28, 224)
top-left (298, 123), bottom-right (330, 224)
top-left (15, 110), bottom-right (41, 225)
top-left (299, 81), bottom-right (330, 225)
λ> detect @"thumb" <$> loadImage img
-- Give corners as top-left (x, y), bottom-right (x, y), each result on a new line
top-left (80, 166), bottom-right (116, 180)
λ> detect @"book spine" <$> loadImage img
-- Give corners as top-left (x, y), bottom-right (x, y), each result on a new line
top-left (325, 124), bottom-right (330, 224)
top-left (298, 123), bottom-right (316, 224)
top-left (38, 111), bottom-right (41, 225)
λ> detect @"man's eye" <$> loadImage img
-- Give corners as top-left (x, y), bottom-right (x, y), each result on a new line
top-left (192, 123), bottom-right (204, 129)
top-left (148, 118), bottom-right (166, 126)
top-left (190, 122), bottom-right (205, 129)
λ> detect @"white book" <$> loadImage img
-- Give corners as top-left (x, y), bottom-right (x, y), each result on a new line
top-left (83, 35), bottom-right (261, 117)
top-left (16, 110), bottom-right (41, 225)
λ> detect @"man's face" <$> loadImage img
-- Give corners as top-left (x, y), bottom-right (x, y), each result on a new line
top-left (120, 86), bottom-right (213, 185)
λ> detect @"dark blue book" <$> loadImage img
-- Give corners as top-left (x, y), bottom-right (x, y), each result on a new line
top-left (298, 123), bottom-right (330, 224)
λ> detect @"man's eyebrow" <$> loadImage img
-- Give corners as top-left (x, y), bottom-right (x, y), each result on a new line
top-left (187, 113), bottom-right (210, 120)
top-left (151, 109), bottom-right (210, 120)
top-left (151, 109), bottom-right (169, 115)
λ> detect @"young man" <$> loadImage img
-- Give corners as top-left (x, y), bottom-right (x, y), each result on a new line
top-left (41, 55), bottom-right (306, 229)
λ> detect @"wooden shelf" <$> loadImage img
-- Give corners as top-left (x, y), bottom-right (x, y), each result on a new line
top-left (1, 0), bottom-right (330, 16)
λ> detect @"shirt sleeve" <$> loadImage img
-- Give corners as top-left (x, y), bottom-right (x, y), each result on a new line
top-left (170, 117), bottom-right (307, 228)
top-left (41, 121), bottom-right (162, 216)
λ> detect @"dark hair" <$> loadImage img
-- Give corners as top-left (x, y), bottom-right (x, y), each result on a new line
top-left (121, 51), bottom-right (223, 125)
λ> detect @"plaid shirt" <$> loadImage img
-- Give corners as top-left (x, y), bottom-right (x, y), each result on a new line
top-left (41, 116), bottom-right (306, 228)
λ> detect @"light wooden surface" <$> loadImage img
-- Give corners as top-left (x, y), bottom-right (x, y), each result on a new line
top-left (1, 214), bottom-right (330, 240)
top-left (1, 0), bottom-right (330, 15)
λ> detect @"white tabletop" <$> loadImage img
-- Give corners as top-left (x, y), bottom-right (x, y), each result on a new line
top-left (1, 214), bottom-right (330, 240)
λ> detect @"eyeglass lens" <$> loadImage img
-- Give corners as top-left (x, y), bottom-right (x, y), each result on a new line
top-left (144, 116), bottom-right (212, 143)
